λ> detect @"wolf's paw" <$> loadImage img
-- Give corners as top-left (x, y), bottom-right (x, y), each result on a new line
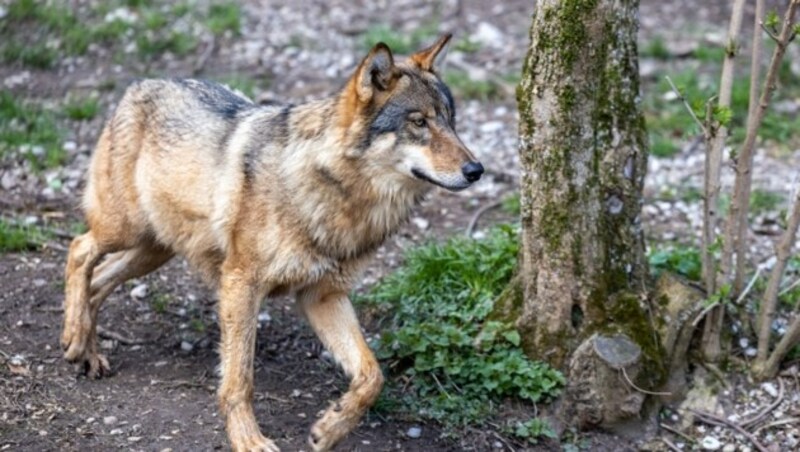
top-left (62, 332), bottom-right (110, 379)
top-left (230, 432), bottom-right (280, 452)
top-left (308, 405), bottom-right (359, 452)
top-left (82, 352), bottom-right (111, 379)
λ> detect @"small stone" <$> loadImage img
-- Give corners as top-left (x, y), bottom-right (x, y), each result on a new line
top-left (701, 436), bottom-right (721, 450)
top-left (762, 382), bottom-right (779, 398)
top-left (130, 284), bottom-right (148, 299)
top-left (180, 341), bottom-right (194, 352)
top-left (63, 141), bottom-right (77, 152)
top-left (257, 312), bottom-right (271, 323)
top-left (406, 426), bottom-right (422, 438)
top-left (109, 428), bottom-right (123, 435)
top-left (103, 416), bottom-right (118, 425)
top-left (722, 444), bottom-right (735, 452)
top-left (411, 217), bottom-right (429, 230)
top-left (493, 441), bottom-right (504, 449)
top-left (479, 121), bottom-right (504, 134)
top-left (745, 347), bottom-right (757, 357)
top-left (128, 436), bottom-right (142, 442)
top-left (86, 417), bottom-right (95, 424)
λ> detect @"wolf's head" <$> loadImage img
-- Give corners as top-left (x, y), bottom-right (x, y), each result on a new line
top-left (339, 34), bottom-right (483, 191)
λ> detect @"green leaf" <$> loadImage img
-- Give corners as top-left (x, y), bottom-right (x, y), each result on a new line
top-left (502, 330), bottom-right (521, 346)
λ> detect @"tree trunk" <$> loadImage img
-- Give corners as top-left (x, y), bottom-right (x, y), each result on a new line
top-left (513, 0), bottom-right (662, 429)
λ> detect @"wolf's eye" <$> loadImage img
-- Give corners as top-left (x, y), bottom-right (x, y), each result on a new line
top-left (412, 117), bottom-right (427, 128)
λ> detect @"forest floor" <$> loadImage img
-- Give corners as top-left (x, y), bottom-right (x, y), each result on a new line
top-left (2, 0), bottom-right (800, 451)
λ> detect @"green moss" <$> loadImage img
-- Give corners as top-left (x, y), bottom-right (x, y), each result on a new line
top-left (598, 293), bottom-right (667, 389)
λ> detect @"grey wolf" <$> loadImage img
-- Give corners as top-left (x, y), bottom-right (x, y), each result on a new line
top-left (61, 34), bottom-right (482, 451)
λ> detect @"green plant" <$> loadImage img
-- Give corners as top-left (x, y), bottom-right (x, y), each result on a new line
top-left (361, 23), bottom-right (439, 54)
top-left (641, 36), bottom-right (670, 60)
top-left (64, 96), bottom-right (100, 121)
top-left (151, 293), bottom-right (170, 313)
top-left (0, 91), bottom-right (64, 169)
top-left (361, 225), bottom-right (564, 428)
top-left (444, 70), bottom-right (500, 100)
top-left (190, 318), bottom-right (206, 333)
top-left (648, 245), bottom-right (702, 281)
top-left (0, 219), bottom-right (50, 252)
top-left (206, 2), bottom-right (241, 36)
top-left (501, 193), bottom-right (521, 216)
top-left (508, 418), bottom-right (557, 444)
top-left (453, 37), bottom-right (481, 53)
top-left (749, 189), bottom-right (784, 215)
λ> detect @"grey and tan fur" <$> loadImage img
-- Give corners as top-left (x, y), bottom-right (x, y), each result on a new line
top-left (61, 34), bottom-right (483, 451)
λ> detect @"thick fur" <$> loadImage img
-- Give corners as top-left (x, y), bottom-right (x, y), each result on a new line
top-left (61, 34), bottom-right (481, 452)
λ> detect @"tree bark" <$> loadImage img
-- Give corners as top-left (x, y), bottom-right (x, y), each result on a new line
top-left (515, 0), bottom-right (659, 429)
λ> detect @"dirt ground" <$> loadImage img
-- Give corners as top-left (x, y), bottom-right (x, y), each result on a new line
top-left (3, 0), bottom-right (800, 451)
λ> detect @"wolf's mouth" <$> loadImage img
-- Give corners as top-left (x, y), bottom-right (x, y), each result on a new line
top-left (411, 168), bottom-right (470, 192)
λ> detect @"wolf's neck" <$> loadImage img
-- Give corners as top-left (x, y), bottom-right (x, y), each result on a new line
top-left (289, 151), bottom-right (428, 261)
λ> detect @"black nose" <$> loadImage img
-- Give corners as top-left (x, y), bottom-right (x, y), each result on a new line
top-left (461, 161), bottom-right (484, 183)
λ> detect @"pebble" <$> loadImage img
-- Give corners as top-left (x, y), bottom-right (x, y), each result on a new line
top-left (761, 382), bottom-right (778, 398)
top-left (109, 428), bottom-right (123, 435)
top-left (180, 341), bottom-right (194, 352)
top-left (722, 445), bottom-right (735, 452)
top-left (130, 284), bottom-right (148, 299)
top-left (411, 217), bottom-right (430, 230)
top-left (406, 426), bottom-right (422, 438)
top-left (701, 436), bottom-right (721, 450)
top-left (103, 416), bottom-right (118, 425)
top-left (257, 312), bottom-right (272, 323)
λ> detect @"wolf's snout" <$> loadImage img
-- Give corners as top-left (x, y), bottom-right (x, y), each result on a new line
top-left (461, 161), bottom-right (484, 183)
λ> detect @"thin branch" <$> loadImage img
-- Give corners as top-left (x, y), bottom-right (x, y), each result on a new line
top-left (780, 278), bottom-right (800, 297)
top-left (736, 266), bottom-right (763, 305)
top-left (701, 0), bottom-right (747, 361)
top-left (759, 22), bottom-right (781, 43)
top-left (664, 75), bottom-right (707, 136)
top-left (620, 366), bottom-right (672, 396)
top-left (659, 423), bottom-right (696, 444)
top-left (756, 185), bottom-right (800, 368)
top-left (465, 200), bottom-right (504, 237)
top-left (96, 325), bottom-right (149, 345)
top-left (693, 301), bottom-right (720, 328)
top-left (661, 437), bottom-right (681, 452)
top-left (689, 408), bottom-right (768, 452)
top-left (741, 378), bottom-right (784, 429)
top-left (724, 0), bottom-right (800, 296)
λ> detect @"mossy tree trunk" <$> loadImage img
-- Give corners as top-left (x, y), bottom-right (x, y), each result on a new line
top-left (513, 0), bottom-right (663, 429)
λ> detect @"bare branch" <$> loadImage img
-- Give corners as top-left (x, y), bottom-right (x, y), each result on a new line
top-left (760, 22), bottom-right (781, 43)
top-left (722, 0), bottom-right (799, 296)
top-left (664, 75), bottom-right (708, 137)
top-left (755, 185), bottom-right (800, 375)
top-left (699, 0), bottom-right (747, 362)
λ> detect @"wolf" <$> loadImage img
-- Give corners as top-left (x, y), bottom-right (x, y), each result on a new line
top-left (60, 34), bottom-right (483, 451)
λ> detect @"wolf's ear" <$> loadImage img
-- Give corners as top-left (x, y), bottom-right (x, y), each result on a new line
top-left (410, 33), bottom-right (452, 73)
top-left (355, 43), bottom-right (397, 102)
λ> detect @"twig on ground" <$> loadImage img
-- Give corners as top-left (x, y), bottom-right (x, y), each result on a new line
top-left (661, 437), bottom-right (681, 452)
top-left (465, 200), bottom-right (504, 237)
top-left (754, 417), bottom-right (800, 434)
top-left (97, 325), bottom-right (148, 345)
top-left (689, 408), bottom-right (768, 452)
top-left (742, 378), bottom-right (784, 429)
top-left (736, 266), bottom-right (763, 305)
top-left (659, 423), bottom-right (695, 444)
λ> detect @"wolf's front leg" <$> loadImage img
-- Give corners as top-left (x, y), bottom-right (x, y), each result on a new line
top-left (218, 264), bottom-right (279, 452)
top-left (298, 287), bottom-right (384, 451)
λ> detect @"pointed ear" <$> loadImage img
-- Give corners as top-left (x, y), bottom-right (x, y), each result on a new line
top-left (354, 43), bottom-right (397, 102)
top-left (410, 33), bottom-right (452, 72)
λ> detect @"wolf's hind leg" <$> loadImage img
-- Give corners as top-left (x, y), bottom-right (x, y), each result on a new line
top-left (62, 232), bottom-right (111, 377)
top-left (63, 239), bottom-right (172, 378)
top-left (298, 287), bottom-right (384, 452)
